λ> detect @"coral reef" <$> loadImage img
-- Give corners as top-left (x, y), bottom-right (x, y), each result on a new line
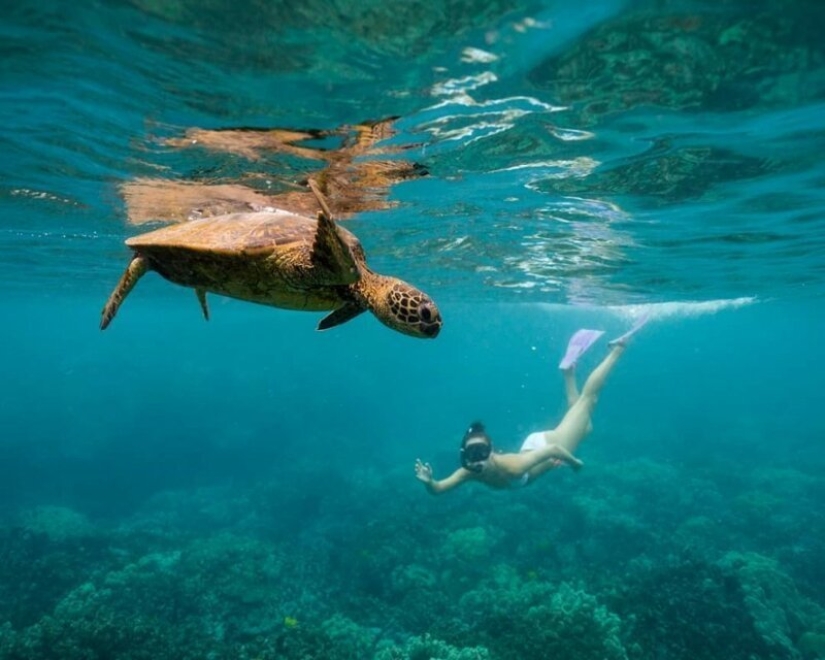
top-left (1, 457), bottom-right (824, 659)
top-left (455, 577), bottom-right (628, 660)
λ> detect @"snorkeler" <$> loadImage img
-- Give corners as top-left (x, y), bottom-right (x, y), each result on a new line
top-left (414, 318), bottom-right (648, 494)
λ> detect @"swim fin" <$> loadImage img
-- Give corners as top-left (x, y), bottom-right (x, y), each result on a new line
top-left (558, 328), bottom-right (605, 369)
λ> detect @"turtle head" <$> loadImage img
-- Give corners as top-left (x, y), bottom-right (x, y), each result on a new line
top-left (357, 275), bottom-right (442, 338)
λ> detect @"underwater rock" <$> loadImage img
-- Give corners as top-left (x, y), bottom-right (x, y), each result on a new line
top-left (798, 631), bottom-right (825, 660)
top-left (615, 554), bottom-right (793, 660)
top-left (719, 551), bottom-right (825, 660)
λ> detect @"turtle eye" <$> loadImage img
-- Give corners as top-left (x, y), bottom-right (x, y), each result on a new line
top-left (420, 303), bottom-right (433, 322)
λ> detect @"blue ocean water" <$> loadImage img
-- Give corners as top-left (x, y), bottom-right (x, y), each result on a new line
top-left (2, 1), bottom-right (825, 658)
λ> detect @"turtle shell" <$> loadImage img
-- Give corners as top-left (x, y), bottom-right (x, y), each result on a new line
top-left (125, 209), bottom-right (365, 311)
top-left (128, 209), bottom-right (355, 254)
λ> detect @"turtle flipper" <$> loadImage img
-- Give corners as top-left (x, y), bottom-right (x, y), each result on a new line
top-left (100, 255), bottom-right (150, 330)
top-left (317, 303), bottom-right (365, 331)
top-left (196, 288), bottom-right (210, 321)
top-left (307, 179), bottom-right (359, 286)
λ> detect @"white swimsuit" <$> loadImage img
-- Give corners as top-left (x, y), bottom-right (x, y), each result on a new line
top-left (520, 431), bottom-right (548, 452)
top-left (507, 432), bottom-right (549, 488)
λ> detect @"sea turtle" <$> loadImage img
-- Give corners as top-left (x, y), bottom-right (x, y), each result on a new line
top-left (100, 180), bottom-right (442, 338)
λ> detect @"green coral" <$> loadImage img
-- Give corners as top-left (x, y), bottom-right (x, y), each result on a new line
top-left (442, 527), bottom-right (495, 563)
top-left (320, 614), bottom-right (380, 658)
top-left (375, 633), bottom-right (490, 660)
top-left (391, 563), bottom-right (437, 596)
top-left (456, 578), bottom-right (627, 660)
top-left (18, 506), bottom-right (94, 543)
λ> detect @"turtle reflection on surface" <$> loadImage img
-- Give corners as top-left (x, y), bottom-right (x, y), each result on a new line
top-left (121, 117), bottom-right (428, 226)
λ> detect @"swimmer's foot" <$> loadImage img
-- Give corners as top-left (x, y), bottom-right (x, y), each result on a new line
top-left (608, 313), bottom-right (650, 348)
top-left (559, 328), bottom-right (605, 370)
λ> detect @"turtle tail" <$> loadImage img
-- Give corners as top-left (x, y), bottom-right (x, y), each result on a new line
top-left (100, 255), bottom-right (150, 330)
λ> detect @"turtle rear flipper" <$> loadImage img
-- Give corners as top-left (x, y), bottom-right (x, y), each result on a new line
top-left (307, 179), bottom-right (359, 286)
top-left (100, 255), bottom-right (150, 330)
top-left (196, 288), bottom-right (210, 321)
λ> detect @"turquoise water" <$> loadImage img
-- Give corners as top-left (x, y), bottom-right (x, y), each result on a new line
top-left (2, 1), bottom-right (825, 658)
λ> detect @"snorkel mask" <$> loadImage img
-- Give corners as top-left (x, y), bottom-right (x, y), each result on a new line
top-left (460, 422), bottom-right (492, 472)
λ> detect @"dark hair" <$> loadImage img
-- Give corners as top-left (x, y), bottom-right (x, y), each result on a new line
top-left (464, 421), bottom-right (486, 439)
top-left (460, 421), bottom-right (492, 471)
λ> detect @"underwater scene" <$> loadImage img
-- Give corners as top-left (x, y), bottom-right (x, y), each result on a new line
top-left (2, 0), bottom-right (825, 658)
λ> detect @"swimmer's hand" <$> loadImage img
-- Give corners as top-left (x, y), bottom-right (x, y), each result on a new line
top-left (414, 459), bottom-right (434, 484)
top-left (550, 444), bottom-right (584, 472)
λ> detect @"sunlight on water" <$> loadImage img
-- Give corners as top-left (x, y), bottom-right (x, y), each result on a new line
top-left (608, 296), bottom-right (759, 320)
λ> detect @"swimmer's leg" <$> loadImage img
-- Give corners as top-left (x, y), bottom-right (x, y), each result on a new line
top-left (563, 367), bottom-right (580, 409)
top-left (609, 313), bottom-right (650, 348)
top-left (559, 328), bottom-right (604, 408)
top-left (562, 365), bottom-right (591, 434)
top-left (546, 344), bottom-right (625, 454)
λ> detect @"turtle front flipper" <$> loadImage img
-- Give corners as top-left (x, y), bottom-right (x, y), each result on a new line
top-left (307, 179), bottom-right (359, 286)
top-left (100, 255), bottom-right (150, 330)
top-left (317, 303), bottom-right (365, 331)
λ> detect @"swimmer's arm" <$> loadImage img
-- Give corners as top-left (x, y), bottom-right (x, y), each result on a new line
top-left (415, 460), bottom-right (471, 495)
top-left (500, 444), bottom-right (583, 474)
top-left (539, 443), bottom-right (582, 468)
